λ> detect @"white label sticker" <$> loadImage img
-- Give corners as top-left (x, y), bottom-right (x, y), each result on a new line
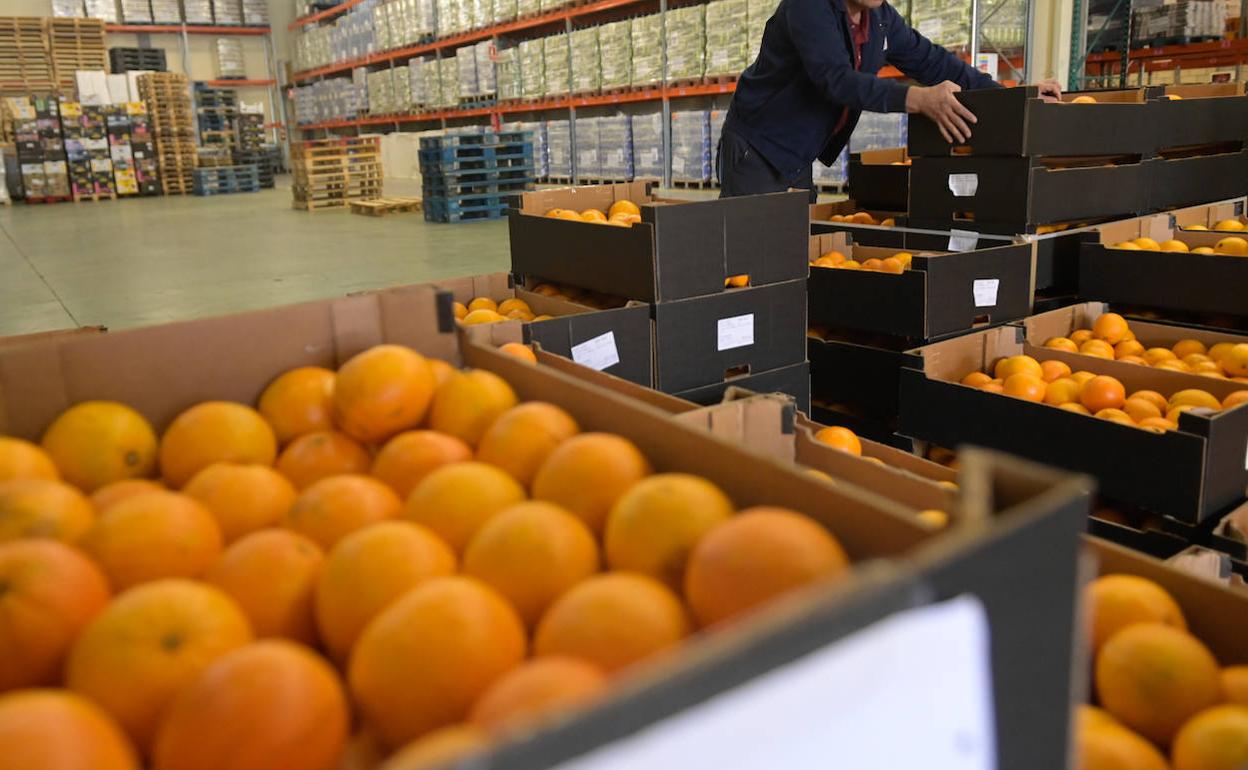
top-left (551, 595), bottom-right (996, 770)
top-left (948, 173), bottom-right (979, 197)
top-left (717, 314), bottom-right (755, 351)
top-left (972, 279), bottom-right (1000, 308)
top-left (571, 332), bottom-right (620, 372)
top-left (948, 229), bottom-right (979, 252)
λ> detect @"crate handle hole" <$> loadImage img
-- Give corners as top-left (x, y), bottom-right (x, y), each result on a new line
top-left (971, 314), bottom-right (991, 327)
top-left (953, 211), bottom-right (975, 221)
top-left (725, 365), bottom-right (751, 380)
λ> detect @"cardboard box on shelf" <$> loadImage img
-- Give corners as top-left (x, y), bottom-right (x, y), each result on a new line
top-left (899, 324), bottom-right (1248, 522)
top-left (847, 147), bottom-right (910, 212)
top-left (0, 282), bottom-right (1090, 770)
top-left (509, 182), bottom-right (808, 303)
top-left (808, 232), bottom-right (1034, 341)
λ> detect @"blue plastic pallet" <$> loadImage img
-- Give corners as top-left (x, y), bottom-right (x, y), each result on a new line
top-left (423, 198), bottom-right (509, 223)
top-left (193, 184), bottom-right (261, 196)
top-left (419, 131), bottom-right (530, 150)
top-left (418, 143), bottom-right (533, 167)
top-left (422, 178), bottom-right (534, 197)
top-left (417, 163), bottom-right (536, 183)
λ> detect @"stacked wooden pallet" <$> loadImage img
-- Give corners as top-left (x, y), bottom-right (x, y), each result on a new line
top-left (47, 18), bottom-right (106, 93)
top-left (137, 72), bottom-right (195, 195)
top-left (292, 137), bottom-right (383, 211)
top-left (0, 17), bottom-right (56, 95)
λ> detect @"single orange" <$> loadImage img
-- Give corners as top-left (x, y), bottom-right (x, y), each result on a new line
top-left (275, 430), bottom-right (372, 490)
top-left (1114, 340), bottom-right (1145, 359)
top-left (1122, 398), bottom-right (1163, 423)
top-left (531, 433), bottom-right (652, 536)
top-left (257, 366), bottom-right (336, 445)
top-left (1172, 339), bottom-right (1208, 358)
top-left (159, 402), bottom-right (277, 489)
top-left (80, 490), bottom-right (223, 590)
top-left (371, 430), bottom-right (473, 500)
top-left (1092, 313), bottom-right (1130, 344)
top-left (1077, 721), bottom-right (1168, 770)
top-left (860, 258), bottom-right (884, 271)
top-left (1059, 402), bottom-right (1092, 415)
top-left (378, 725), bottom-right (488, 770)
top-left (0, 477), bottom-right (95, 543)
top-left (1222, 390), bottom-right (1248, 409)
top-left (1141, 348), bottom-right (1177, 365)
top-left (1081, 375), bottom-right (1126, 412)
top-left (1137, 417), bottom-right (1177, 432)
top-left (1003, 373), bottom-right (1046, 402)
top-left (476, 402), bottom-right (580, 488)
top-left (0, 437), bottom-right (58, 483)
top-left (813, 426), bottom-right (862, 455)
top-left (1132, 237), bottom-right (1161, 250)
top-left (994, 355), bottom-right (1043, 380)
top-left (961, 372), bottom-right (994, 388)
top-left (404, 461), bottom-right (526, 554)
top-left (1085, 573), bottom-right (1186, 655)
top-left (1171, 704), bottom-right (1248, 770)
top-left (91, 479), bottom-right (167, 514)
top-left (204, 529), bottom-right (325, 645)
top-left (1080, 339), bottom-right (1116, 360)
top-left (1096, 408), bottom-right (1135, 425)
top-left (333, 345), bottom-right (436, 444)
top-left (498, 343), bottom-right (537, 364)
top-left (468, 657), bottom-right (607, 733)
top-left (1040, 359), bottom-right (1072, 382)
top-left (1044, 378), bottom-right (1082, 406)
top-left (1169, 389), bottom-right (1222, 411)
top-left (41, 401), bottom-right (158, 493)
top-left (1223, 666), bottom-right (1248, 705)
top-left (429, 370), bottom-right (519, 448)
top-left (1045, 337), bottom-right (1079, 353)
top-left (182, 463), bottom-right (297, 543)
top-left (0, 690), bottom-right (139, 770)
top-left (467, 297), bottom-right (498, 313)
top-left (283, 474), bottom-right (403, 550)
top-left (1130, 390), bottom-right (1169, 412)
top-left (1071, 330), bottom-right (1095, 345)
top-left (1159, 239), bottom-right (1189, 252)
top-left (452, 302), bottom-right (468, 320)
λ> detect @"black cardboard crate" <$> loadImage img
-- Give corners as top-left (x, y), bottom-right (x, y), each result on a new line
top-left (847, 147), bottom-right (910, 211)
top-left (808, 333), bottom-right (919, 418)
top-left (1151, 83), bottom-right (1248, 151)
top-left (510, 181), bottom-right (808, 302)
top-left (907, 86), bottom-right (1155, 158)
top-left (1148, 149), bottom-right (1248, 212)
top-left (653, 279), bottom-right (807, 393)
top-left (810, 200), bottom-right (907, 248)
top-left (809, 402), bottom-right (921, 451)
top-left (907, 155), bottom-right (1152, 235)
top-left (673, 361), bottom-right (810, 414)
top-left (898, 325), bottom-right (1248, 522)
top-left (808, 232), bottom-right (1034, 340)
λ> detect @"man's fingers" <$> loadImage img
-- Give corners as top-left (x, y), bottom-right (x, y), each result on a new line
top-left (938, 122), bottom-right (954, 144)
top-left (939, 115), bottom-right (963, 144)
top-left (946, 80), bottom-right (962, 93)
top-left (948, 113), bottom-right (972, 143)
top-left (953, 100), bottom-right (977, 124)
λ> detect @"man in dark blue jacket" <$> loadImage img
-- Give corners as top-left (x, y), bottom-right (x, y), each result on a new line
top-left (720, 0), bottom-right (1061, 199)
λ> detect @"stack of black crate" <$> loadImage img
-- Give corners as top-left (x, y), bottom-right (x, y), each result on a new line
top-left (233, 111), bottom-right (274, 188)
top-left (126, 102), bottom-right (161, 196)
top-left (508, 182), bottom-right (812, 410)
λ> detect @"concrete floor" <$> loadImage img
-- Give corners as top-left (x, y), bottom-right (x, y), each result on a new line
top-left (0, 178), bottom-right (509, 336)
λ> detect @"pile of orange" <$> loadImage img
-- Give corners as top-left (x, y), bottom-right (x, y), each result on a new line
top-left (811, 250), bottom-right (912, 274)
top-left (454, 296), bottom-right (554, 327)
top-left (824, 211), bottom-right (896, 227)
top-left (1044, 312), bottom-right (1248, 380)
top-left (1110, 234), bottom-right (1248, 256)
top-left (545, 199), bottom-right (642, 227)
top-left (959, 352), bottom-right (1247, 431)
top-left (1078, 573), bottom-right (1248, 770)
top-left (1183, 218), bottom-right (1246, 233)
top-left (0, 344), bottom-right (856, 769)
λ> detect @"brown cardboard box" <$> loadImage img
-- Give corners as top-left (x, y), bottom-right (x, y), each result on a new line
top-left (0, 325), bottom-right (105, 351)
top-left (1020, 301), bottom-right (1247, 358)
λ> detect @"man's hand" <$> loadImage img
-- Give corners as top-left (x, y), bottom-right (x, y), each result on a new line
top-left (906, 80), bottom-right (977, 144)
top-left (1031, 78), bottom-right (1063, 103)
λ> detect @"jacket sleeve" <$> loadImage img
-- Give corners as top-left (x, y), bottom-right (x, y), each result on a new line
top-left (882, 4), bottom-right (1000, 90)
top-left (785, 0), bottom-right (911, 113)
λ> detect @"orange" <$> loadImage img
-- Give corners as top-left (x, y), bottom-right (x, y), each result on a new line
top-left (428, 359), bottom-right (455, 389)
top-left (1192, 246), bottom-right (1217, 254)
top-left (1122, 398), bottom-right (1163, 423)
top-left (378, 725), bottom-right (488, 770)
top-left (1156, 359), bottom-right (1193, 373)
top-left (66, 580), bottom-right (253, 753)
top-left (316, 520), bottom-right (455, 663)
top-left (838, 260), bottom-right (862, 269)
top-left (1221, 344), bottom-right (1248, 377)
top-left (1214, 219), bottom-right (1246, 231)
top-left (1085, 574), bottom-right (1186, 655)
top-left (605, 473), bottom-right (734, 590)
top-left (1222, 391), bottom-right (1248, 409)
top-left (849, 211), bottom-right (877, 224)
top-left (40, 401), bottom-right (158, 493)
top-left (453, 302), bottom-right (468, 320)
top-left (1079, 704), bottom-right (1121, 730)
top-left (1215, 236), bottom-right (1248, 255)
top-left (1059, 402), bottom-right (1092, 415)
top-left (1171, 705), bottom-right (1248, 770)
top-left (684, 507), bottom-right (850, 627)
top-left (1172, 339), bottom-right (1208, 359)
top-left (531, 284), bottom-right (559, 296)
top-left (1209, 342), bottom-right (1236, 362)
top-left (151, 640), bottom-right (348, 770)
top-left (1040, 359), bottom-right (1072, 382)
top-left (1080, 339), bottom-right (1116, 360)
top-left (0, 478), bottom-right (94, 543)
top-left (1045, 337), bottom-right (1079, 353)
top-left (579, 209), bottom-right (607, 223)
top-left (994, 355), bottom-right (1043, 380)
top-left (1044, 378), bottom-right (1082, 406)
top-left (429, 370), bottom-right (519, 448)
top-left (333, 345), bottom-right (436, 444)
top-left (1169, 389), bottom-right (1222, 411)
top-left (80, 490), bottom-right (223, 590)
top-left (348, 576), bottom-right (526, 749)
top-left (467, 297), bottom-right (498, 313)
top-left (499, 343), bottom-right (537, 363)
top-left (878, 257), bottom-right (904, 274)
top-left (1095, 624), bottom-right (1222, 746)
top-left (371, 430), bottom-right (473, 500)
top-left (1072, 95), bottom-right (1098, 103)
top-left (476, 402), bottom-right (580, 488)
top-left (1118, 355), bottom-right (1149, 365)
top-left (1159, 239), bottom-right (1189, 252)
top-left (1077, 721), bottom-right (1168, 770)
top-left (1003, 373), bottom-right (1046, 402)
top-left (1093, 313), bottom-right (1130, 344)
top-left (1129, 390), bottom-right (1169, 413)
top-left (1081, 376), bottom-right (1126, 412)
top-left (462, 309), bottom-right (504, 325)
top-left (813, 426), bottom-right (862, 455)
top-left (1115, 340), bottom-right (1146, 359)
top-left (1167, 405), bottom-right (1197, 423)
top-left (159, 402), bottom-right (277, 488)
top-left (608, 200), bottom-right (640, 219)
top-left (815, 250), bottom-right (846, 267)
top-left (1223, 666), bottom-right (1248, 705)
top-left (1097, 408), bottom-right (1135, 425)
top-left (1138, 417), bottom-right (1178, 432)
top-left (0, 690), bottom-right (139, 770)
top-left (91, 478), bottom-right (166, 513)
top-left (257, 366), bottom-right (336, 445)
top-left (534, 572), bottom-right (689, 673)
top-left (531, 433), bottom-right (652, 536)
top-left (860, 258), bottom-right (884, 271)
top-left (275, 430), bottom-right (371, 490)
top-left (0, 539), bottom-right (111, 691)
top-left (1072, 370), bottom-right (1097, 387)
top-left (507, 308), bottom-right (536, 321)
top-left (1133, 237), bottom-right (1161, 250)
top-left (182, 463), bottom-right (296, 544)
top-left (1183, 354), bottom-right (1214, 368)
top-left (961, 372), bottom-right (994, 387)
top-left (204, 529), bottom-right (323, 645)
top-left (468, 657), bottom-right (607, 733)
top-left (0, 437), bottom-right (58, 483)
top-left (403, 461), bottom-right (526, 554)
top-left (283, 474), bottom-right (402, 550)
top-left (890, 251), bottom-right (913, 267)
top-left (1071, 330), bottom-right (1096, 345)
top-left (1113, 242), bottom-right (1141, 250)
top-left (462, 501), bottom-right (598, 629)
top-left (916, 509), bottom-right (949, 528)
top-left (1194, 362), bottom-right (1225, 376)
top-left (981, 382), bottom-right (1005, 394)
top-left (610, 213), bottom-right (641, 225)
top-left (497, 299), bottom-right (531, 317)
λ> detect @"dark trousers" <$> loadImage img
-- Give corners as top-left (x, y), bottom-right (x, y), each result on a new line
top-left (716, 128), bottom-right (816, 202)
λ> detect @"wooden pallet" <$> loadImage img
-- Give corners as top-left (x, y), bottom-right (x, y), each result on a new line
top-left (348, 197), bottom-right (423, 216)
